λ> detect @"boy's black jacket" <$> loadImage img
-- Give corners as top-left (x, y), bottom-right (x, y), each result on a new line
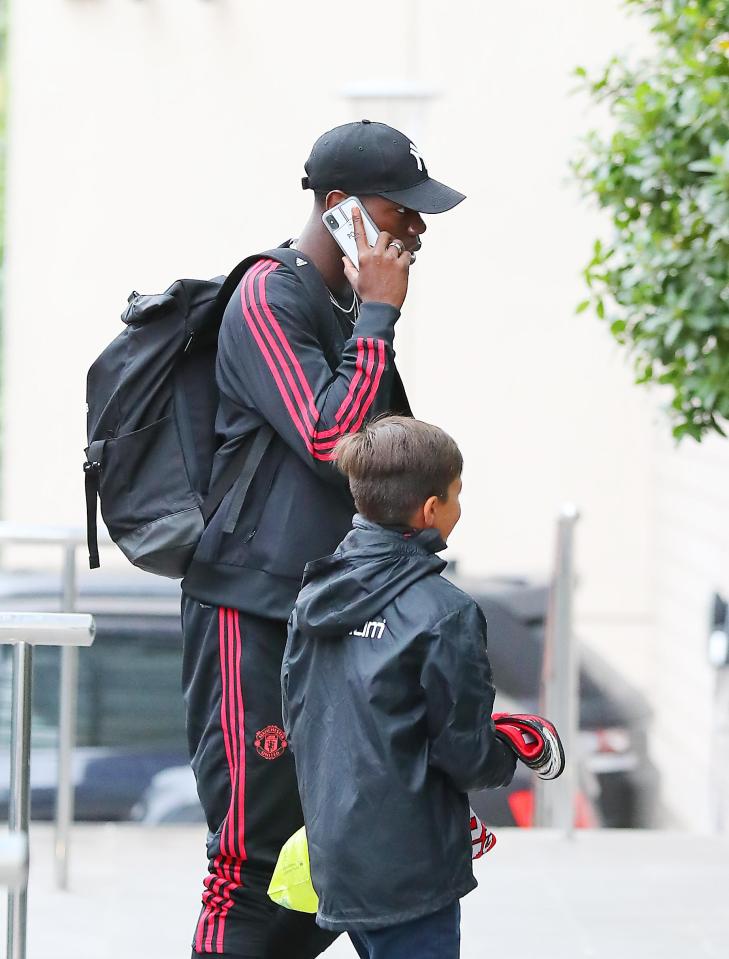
top-left (282, 515), bottom-right (516, 932)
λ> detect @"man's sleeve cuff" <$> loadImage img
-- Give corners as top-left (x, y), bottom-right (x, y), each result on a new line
top-left (352, 301), bottom-right (400, 340)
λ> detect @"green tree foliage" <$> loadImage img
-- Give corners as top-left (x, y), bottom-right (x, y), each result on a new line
top-left (574, 0), bottom-right (729, 441)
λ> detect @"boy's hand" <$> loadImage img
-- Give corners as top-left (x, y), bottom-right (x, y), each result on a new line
top-left (492, 713), bottom-right (566, 781)
top-left (470, 809), bottom-right (497, 859)
top-left (342, 206), bottom-right (411, 310)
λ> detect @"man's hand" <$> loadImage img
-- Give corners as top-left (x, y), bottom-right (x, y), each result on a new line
top-left (342, 206), bottom-right (411, 310)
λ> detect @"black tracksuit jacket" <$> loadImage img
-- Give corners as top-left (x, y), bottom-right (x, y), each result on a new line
top-left (282, 516), bottom-right (517, 932)
top-left (182, 248), bottom-right (410, 617)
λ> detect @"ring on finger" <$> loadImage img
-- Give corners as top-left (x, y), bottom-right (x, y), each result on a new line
top-left (387, 240), bottom-right (405, 256)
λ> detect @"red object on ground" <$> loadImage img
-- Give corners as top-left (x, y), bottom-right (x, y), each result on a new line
top-left (507, 789), bottom-right (599, 829)
top-left (508, 790), bottom-right (535, 827)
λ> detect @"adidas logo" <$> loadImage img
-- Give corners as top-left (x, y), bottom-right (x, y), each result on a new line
top-left (296, 257), bottom-right (307, 267)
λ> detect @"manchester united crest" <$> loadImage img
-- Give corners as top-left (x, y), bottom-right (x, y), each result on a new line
top-left (254, 724), bottom-right (288, 760)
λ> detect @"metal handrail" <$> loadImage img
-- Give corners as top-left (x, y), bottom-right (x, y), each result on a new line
top-left (0, 612), bottom-right (95, 959)
top-left (535, 504), bottom-right (580, 832)
top-left (0, 524), bottom-right (91, 547)
top-left (0, 524), bottom-right (111, 891)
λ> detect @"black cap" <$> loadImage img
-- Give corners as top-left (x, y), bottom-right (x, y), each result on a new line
top-left (301, 120), bottom-right (465, 214)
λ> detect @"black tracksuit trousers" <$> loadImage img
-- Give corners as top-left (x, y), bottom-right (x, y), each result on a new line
top-left (181, 597), bottom-right (338, 959)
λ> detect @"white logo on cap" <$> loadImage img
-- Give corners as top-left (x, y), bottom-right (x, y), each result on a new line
top-left (409, 143), bottom-right (424, 172)
top-left (296, 257), bottom-right (308, 267)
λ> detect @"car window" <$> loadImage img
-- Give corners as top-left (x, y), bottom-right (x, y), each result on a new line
top-left (0, 615), bottom-right (187, 750)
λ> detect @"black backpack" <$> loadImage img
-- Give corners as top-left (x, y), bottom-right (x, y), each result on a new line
top-left (84, 247), bottom-right (321, 578)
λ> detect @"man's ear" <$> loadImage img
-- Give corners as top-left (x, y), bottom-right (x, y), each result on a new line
top-left (325, 190), bottom-right (349, 210)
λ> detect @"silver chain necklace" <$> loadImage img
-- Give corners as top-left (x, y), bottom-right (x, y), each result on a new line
top-left (328, 289), bottom-right (360, 325)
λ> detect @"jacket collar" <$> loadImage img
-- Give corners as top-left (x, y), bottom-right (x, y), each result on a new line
top-left (351, 514), bottom-right (448, 555)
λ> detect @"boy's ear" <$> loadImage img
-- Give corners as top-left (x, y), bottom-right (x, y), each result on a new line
top-left (422, 495), bottom-right (440, 527)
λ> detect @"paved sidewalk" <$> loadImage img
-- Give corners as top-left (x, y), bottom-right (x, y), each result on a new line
top-left (3, 825), bottom-right (728, 958)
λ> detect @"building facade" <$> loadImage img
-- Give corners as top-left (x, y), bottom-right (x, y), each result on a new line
top-left (3, 0), bottom-right (727, 829)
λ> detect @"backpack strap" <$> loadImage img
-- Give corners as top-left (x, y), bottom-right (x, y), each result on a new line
top-left (209, 245), bottom-right (325, 319)
top-left (200, 423), bottom-right (275, 530)
top-left (209, 247), bottom-right (336, 351)
top-left (212, 253), bottom-right (263, 323)
top-left (220, 424), bottom-right (276, 535)
top-left (84, 440), bottom-right (106, 569)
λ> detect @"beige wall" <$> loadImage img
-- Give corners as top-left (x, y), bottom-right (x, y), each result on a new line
top-left (4, 0), bottom-right (725, 828)
top-left (650, 434), bottom-right (729, 828)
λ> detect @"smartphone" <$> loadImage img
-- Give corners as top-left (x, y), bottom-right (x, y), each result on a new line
top-left (321, 196), bottom-right (380, 269)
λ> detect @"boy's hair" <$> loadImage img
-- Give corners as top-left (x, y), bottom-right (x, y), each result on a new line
top-left (334, 416), bottom-right (463, 525)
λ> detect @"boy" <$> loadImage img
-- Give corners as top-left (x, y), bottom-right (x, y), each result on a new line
top-left (281, 416), bottom-right (516, 959)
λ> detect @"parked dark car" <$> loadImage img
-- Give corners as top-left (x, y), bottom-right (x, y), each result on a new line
top-left (0, 570), bottom-right (185, 821)
top-left (0, 568), bottom-right (657, 827)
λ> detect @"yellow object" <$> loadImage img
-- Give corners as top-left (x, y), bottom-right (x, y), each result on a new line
top-left (267, 826), bottom-right (319, 913)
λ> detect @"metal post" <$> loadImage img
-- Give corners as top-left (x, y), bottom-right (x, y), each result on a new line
top-left (0, 612), bottom-right (95, 958)
top-left (0, 524), bottom-right (108, 893)
top-left (55, 545), bottom-right (78, 890)
top-left (710, 668), bottom-right (729, 833)
top-left (535, 504), bottom-right (580, 832)
top-left (7, 641), bottom-right (33, 959)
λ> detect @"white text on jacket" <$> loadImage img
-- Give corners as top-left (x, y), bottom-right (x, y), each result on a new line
top-left (348, 619), bottom-right (386, 640)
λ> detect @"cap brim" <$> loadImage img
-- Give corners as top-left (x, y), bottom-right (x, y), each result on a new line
top-left (378, 177), bottom-right (466, 214)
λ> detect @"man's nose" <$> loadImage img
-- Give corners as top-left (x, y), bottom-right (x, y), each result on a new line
top-left (408, 214), bottom-right (427, 236)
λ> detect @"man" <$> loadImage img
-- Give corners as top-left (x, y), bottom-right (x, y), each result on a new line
top-left (180, 119), bottom-right (465, 959)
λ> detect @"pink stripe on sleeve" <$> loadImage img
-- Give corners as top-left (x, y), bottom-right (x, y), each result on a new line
top-left (257, 261), bottom-right (319, 422)
top-left (334, 338), bottom-right (366, 424)
top-left (240, 269), bottom-right (316, 456)
top-left (250, 262), bottom-right (345, 448)
top-left (351, 339), bottom-right (387, 433)
top-left (251, 262), bottom-right (319, 435)
top-left (339, 339), bottom-right (376, 434)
